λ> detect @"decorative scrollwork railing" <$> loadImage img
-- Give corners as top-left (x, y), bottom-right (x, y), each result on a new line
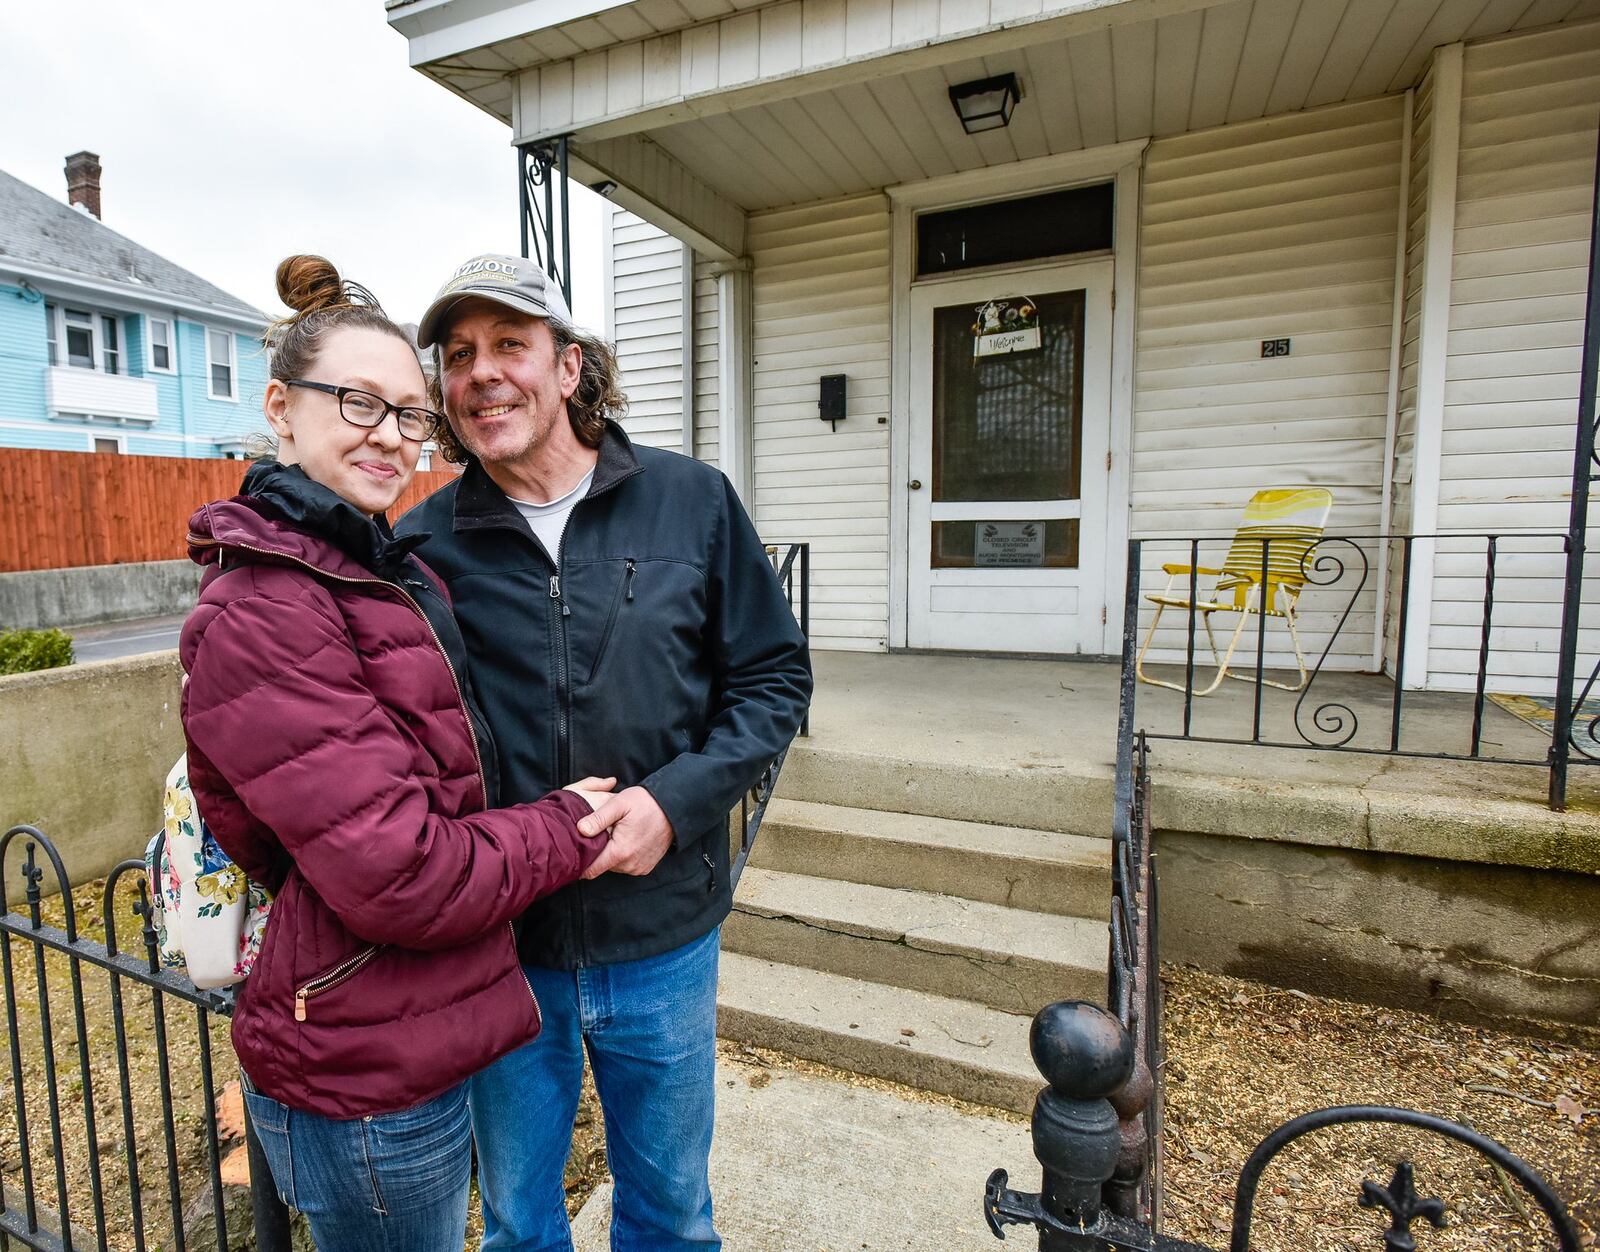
top-left (984, 1002), bottom-right (1584, 1251)
top-left (1125, 532), bottom-right (1600, 807)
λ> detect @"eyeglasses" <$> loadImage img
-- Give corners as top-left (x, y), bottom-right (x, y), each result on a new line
top-left (284, 380), bottom-right (440, 443)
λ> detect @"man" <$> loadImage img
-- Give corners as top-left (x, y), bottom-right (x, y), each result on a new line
top-left (399, 254), bottom-right (811, 1251)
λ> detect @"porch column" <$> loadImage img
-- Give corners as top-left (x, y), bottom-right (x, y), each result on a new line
top-left (712, 259), bottom-right (754, 504)
top-left (1401, 43), bottom-right (1465, 690)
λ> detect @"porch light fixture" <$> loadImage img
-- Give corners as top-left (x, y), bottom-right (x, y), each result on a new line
top-left (948, 73), bottom-right (1021, 134)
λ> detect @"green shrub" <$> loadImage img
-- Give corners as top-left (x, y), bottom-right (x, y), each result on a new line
top-left (0, 628), bottom-right (74, 676)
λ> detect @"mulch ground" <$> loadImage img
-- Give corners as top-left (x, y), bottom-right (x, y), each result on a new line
top-left (3, 877), bottom-right (1594, 1250)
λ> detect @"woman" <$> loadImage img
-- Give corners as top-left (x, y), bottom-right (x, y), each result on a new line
top-left (179, 255), bottom-right (610, 1251)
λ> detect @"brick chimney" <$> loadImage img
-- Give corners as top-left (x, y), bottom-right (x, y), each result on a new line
top-left (64, 151), bottom-right (102, 219)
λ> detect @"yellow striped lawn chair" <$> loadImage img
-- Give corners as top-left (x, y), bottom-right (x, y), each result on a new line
top-left (1136, 487), bottom-right (1334, 697)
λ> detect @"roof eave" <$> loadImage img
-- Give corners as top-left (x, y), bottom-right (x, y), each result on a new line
top-left (0, 258), bottom-right (268, 332)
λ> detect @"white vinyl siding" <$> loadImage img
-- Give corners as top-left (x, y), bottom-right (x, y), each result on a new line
top-left (610, 208), bottom-right (685, 451)
top-left (748, 194), bottom-right (892, 653)
top-left (1426, 21), bottom-right (1600, 692)
top-left (1132, 96), bottom-right (1406, 669)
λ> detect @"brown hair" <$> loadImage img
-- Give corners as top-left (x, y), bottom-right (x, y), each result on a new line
top-left (265, 255), bottom-right (414, 382)
top-left (429, 313), bottom-right (627, 466)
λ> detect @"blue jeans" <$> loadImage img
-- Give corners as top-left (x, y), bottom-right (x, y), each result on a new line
top-left (242, 1078), bottom-right (472, 1252)
top-left (470, 926), bottom-right (721, 1251)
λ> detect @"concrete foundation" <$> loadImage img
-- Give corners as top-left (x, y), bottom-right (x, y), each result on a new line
top-left (0, 652), bottom-right (183, 890)
top-left (0, 560), bottom-right (198, 630)
top-left (1156, 830), bottom-right (1600, 1039)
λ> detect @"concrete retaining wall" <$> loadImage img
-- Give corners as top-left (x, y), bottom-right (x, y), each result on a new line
top-left (1157, 829), bottom-right (1600, 1040)
top-left (0, 560), bottom-right (198, 630)
top-left (0, 653), bottom-right (184, 891)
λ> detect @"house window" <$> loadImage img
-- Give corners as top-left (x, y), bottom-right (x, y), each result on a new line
top-left (101, 316), bottom-right (121, 374)
top-left (65, 309), bottom-right (96, 369)
top-left (91, 436), bottom-right (123, 454)
top-left (915, 182), bottom-right (1115, 278)
top-left (207, 328), bottom-right (235, 400)
top-left (149, 317), bottom-right (174, 372)
top-left (44, 303), bottom-right (127, 372)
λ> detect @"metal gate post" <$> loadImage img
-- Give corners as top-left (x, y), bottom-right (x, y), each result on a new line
top-left (1549, 122), bottom-right (1600, 810)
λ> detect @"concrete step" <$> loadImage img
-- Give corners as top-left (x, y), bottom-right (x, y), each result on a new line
top-left (717, 951), bottom-right (1041, 1114)
top-left (779, 742), bottom-right (1112, 838)
top-left (726, 868), bottom-right (1105, 1016)
top-left (752, 798), bottom-right (1110, 919)
top-left (569, 1049), bottom-right (1030, 1250)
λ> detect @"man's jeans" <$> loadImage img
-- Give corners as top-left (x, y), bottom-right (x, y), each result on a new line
top-left (471, 926), bottom-right (721, 1251)
top-left (241, 1078), bottom-right (472, 1252)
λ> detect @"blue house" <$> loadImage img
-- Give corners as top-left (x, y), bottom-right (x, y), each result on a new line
top-left (0, 154), bottom-right (268, 458)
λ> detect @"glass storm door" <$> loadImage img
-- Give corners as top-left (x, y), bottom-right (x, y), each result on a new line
top-left (907, 259), bottom-right (1112, 653)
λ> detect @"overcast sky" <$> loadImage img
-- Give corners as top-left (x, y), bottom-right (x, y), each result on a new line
top-left (0, 0), bottom-right (607, 331)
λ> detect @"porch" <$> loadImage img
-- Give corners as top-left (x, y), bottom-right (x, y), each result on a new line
top-left (789, 648), bottom-right (1600, 855)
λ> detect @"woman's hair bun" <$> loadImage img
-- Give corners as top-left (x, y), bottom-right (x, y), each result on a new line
top-left (275, 255), bottom-right (345, 318)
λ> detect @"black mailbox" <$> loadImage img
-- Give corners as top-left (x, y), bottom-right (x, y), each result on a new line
top-left (819, 374), bottom-right (846, 430)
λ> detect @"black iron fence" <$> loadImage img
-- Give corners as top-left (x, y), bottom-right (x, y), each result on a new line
top-left (0, 827), bottom-right (253, 1252)
top-left (1125, 530), bottom-right (1600, 808)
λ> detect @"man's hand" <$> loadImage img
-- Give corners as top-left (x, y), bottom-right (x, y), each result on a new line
top-left (578, 786), bottom-right (675, 878)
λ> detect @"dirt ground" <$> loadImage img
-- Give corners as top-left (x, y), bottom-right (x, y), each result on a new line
top-left (3, 877), bottom-right (1595, 1250)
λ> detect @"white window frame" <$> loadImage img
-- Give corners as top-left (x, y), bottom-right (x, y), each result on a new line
top-left (206, 327), bottom-right (237, 401)
top-left (45, 303), bottom-right (126, 374)
top-left (148, 316), bottom-right (175, 373)
top-left (88, 433), bottom-right (127, 454)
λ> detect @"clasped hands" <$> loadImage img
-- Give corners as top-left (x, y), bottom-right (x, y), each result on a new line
top-left (561, 776), bottom-right (674, 879)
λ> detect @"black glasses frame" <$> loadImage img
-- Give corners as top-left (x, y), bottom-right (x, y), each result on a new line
top-left (284, 379), bottom-right (440, 443)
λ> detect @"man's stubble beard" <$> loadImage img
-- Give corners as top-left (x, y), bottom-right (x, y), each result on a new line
top-left (448, 398), bottom-right (566, 471)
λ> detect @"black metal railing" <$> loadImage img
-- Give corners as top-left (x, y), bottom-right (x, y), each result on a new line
top-left (984, 1000), bottom-right (1585, 1249)
top-left (0, 826), bottom-right (279, 1252)
top-left (518, 136), bottom-right (573, 308)
top-left (730, 542), bottom-right (812, 888)
top-left (1124, 531), bottom-right (1600, 806)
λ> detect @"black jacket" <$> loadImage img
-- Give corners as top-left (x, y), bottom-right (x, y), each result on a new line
top-left (396, 423), bottom-right (812, 968)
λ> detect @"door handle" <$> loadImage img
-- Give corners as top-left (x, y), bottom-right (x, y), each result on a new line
top-left (908, 479), bottom-right (923, 490)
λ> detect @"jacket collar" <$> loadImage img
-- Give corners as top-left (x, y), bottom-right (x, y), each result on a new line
top-left (188, 460), bottom-right (428, 581)
top-left (452, 419), bottom-right (644, 534)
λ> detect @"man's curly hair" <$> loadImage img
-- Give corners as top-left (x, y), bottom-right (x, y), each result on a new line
top-left (429, 315), bottom-right (627, 464)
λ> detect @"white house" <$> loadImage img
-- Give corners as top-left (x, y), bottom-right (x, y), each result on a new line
top-left (386, 0), bottom-right (1600, 693)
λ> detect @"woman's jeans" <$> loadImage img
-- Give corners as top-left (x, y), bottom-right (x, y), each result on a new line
top-left (241, 1077), bottom-right (472, 1252)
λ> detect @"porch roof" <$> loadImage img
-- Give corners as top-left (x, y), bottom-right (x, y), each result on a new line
top-left (390, 0), bottom-right (1600, 253)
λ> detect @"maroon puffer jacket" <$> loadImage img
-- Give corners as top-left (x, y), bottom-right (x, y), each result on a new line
top-left (180, 487), bottom-right (606, 1119)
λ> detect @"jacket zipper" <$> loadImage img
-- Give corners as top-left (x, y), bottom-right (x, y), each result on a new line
top-left (294, 944), bottom-right (381, 1021)
top-left (585, 558), bottom-right (634, 685)
top-left (189, 536), bottom-right (539, 1016)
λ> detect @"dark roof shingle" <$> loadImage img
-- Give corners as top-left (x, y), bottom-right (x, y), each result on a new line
top-left (0, 168), bottom-right (266, 322)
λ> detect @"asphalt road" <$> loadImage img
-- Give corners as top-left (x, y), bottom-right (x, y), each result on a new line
top-left (68, 613), bottom-right (186, 664)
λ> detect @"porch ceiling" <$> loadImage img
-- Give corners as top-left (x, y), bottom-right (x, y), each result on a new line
top-left (629, 0), bottom-right (1600, 212)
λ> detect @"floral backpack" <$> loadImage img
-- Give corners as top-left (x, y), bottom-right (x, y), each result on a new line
top-left (144, 755), bottom-right (273, 989)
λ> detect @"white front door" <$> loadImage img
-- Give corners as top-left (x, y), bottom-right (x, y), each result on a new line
top-left (906, 259), bottom-right (1114, 653)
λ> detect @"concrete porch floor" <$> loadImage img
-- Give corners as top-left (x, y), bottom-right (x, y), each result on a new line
top-left (784, 651), bottom-right (1600, 875)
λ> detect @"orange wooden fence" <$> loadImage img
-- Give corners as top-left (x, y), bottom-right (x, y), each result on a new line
top-left (0, 449), bottom-right (462, 573)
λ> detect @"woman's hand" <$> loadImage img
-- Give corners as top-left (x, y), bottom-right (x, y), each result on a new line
top-left (563, 776), bottom-right (618, 819)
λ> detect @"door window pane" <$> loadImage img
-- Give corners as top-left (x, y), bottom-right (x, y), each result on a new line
top-left (932, 518), bottom-right (1079, 569)
top-left (916, 184), bottom-right (1113, 278)
top-left (932, 289), bottom-right (1085, 503)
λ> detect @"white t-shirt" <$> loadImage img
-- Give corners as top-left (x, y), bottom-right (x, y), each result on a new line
top-left (509, 467), bottom-right (595, 561)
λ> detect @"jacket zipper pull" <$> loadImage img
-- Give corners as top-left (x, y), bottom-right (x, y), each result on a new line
top-left (295, 989), bottom-right (308, 1022)
top-left (703, 852), bottom-right (715, 893)
top-left (625, 559), bottom-right (636, 602)
top-left (549, 575), bottom-right (571, 617)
